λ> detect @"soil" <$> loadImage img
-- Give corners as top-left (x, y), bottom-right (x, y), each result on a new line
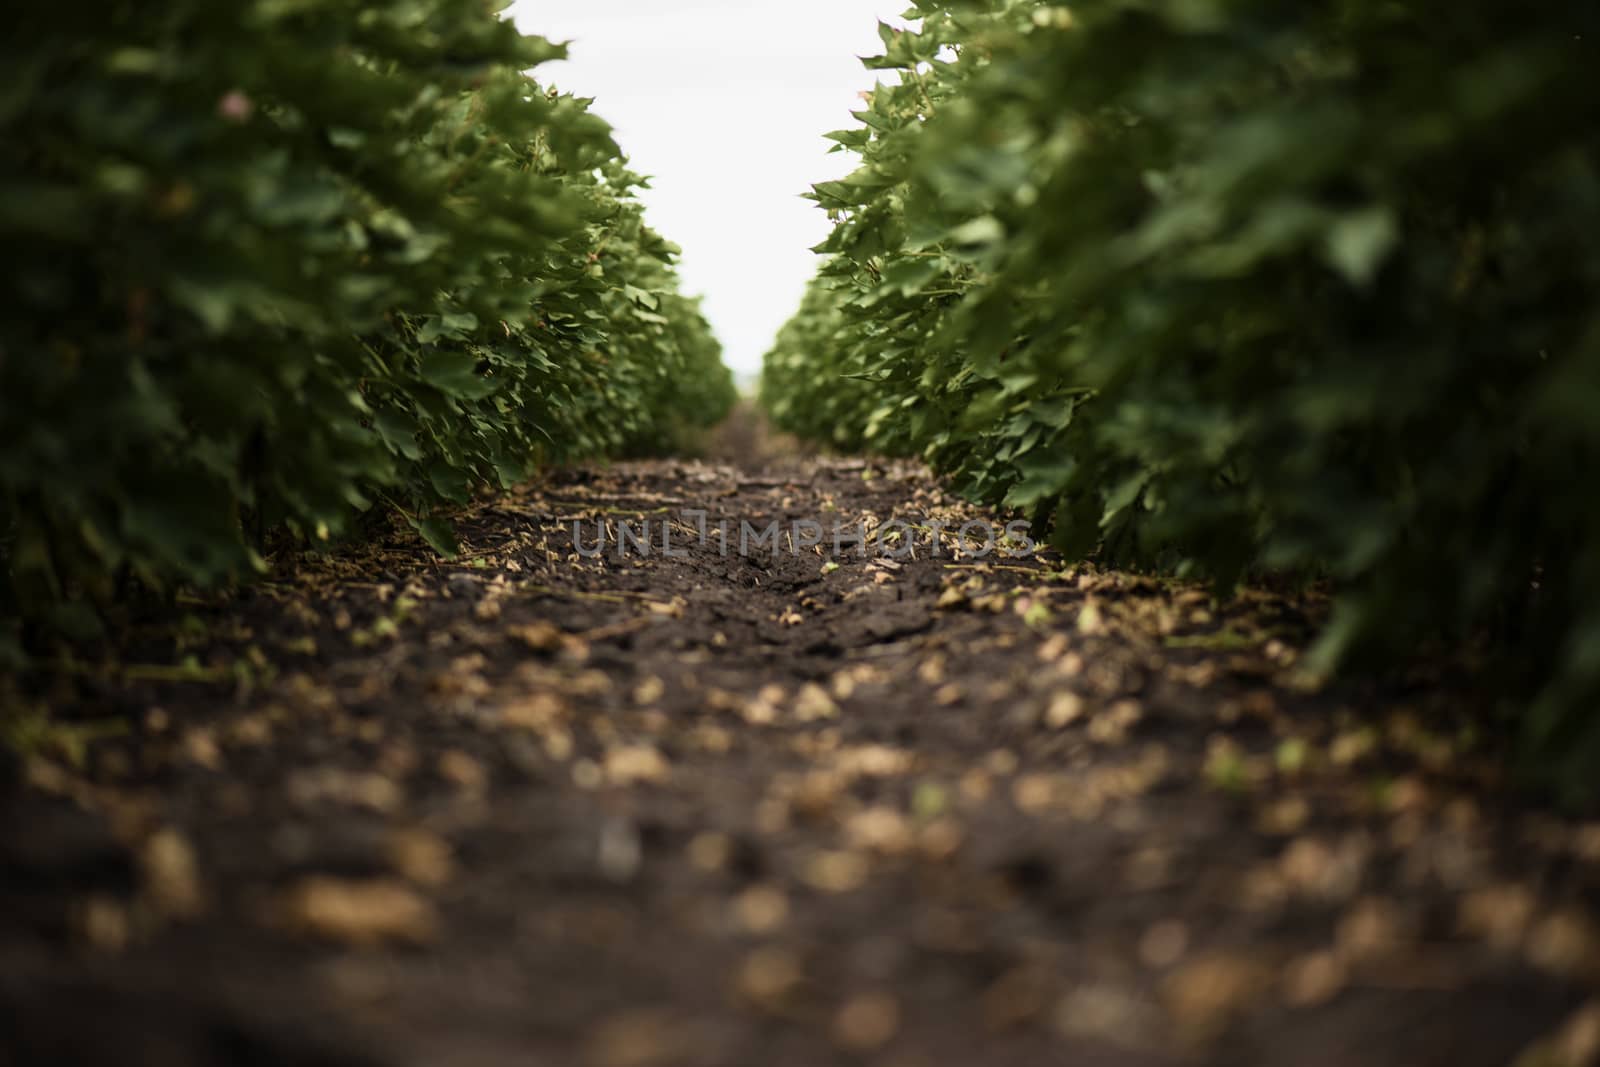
top-left (3, 422), bottom-right (1599, 1067)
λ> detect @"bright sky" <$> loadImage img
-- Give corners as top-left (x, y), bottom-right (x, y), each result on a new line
top-left (506, 1), bottom-right (911, 380)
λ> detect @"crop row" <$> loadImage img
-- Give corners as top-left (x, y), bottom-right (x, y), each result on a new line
top-left (1, 1), bottom-right (736, 644)
top-left (764, 0), bottom-right (1600, 794)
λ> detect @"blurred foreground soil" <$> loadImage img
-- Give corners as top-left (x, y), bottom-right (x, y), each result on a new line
top-left (4, 417), bottom-right (1598, 1067)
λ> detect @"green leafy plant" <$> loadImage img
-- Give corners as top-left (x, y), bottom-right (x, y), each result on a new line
top-left (1, 0), bottom-right (735, 633)
top-left (765, 0), bottom-right (1600, 797)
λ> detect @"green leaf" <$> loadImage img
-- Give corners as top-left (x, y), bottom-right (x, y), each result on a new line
top-left (428, 462), bottom-right (472, 504)
top-left (411, 515), bottom-right (461, 559)
top-left (374, 410), bottom-right (423, 460)
top-left (420, 350), bottom-right (498, 399)
top-left (1325, 207), bottom-right (1397, 287)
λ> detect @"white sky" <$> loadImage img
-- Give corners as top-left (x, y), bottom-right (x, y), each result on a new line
top-left (507, 1), bottom-right (911, 379)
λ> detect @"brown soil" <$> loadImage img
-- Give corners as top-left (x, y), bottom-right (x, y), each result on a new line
top-left (4, 432), bottom-right (1599, 1067)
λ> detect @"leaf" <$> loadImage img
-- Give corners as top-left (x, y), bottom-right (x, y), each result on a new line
top-left (374, 410), bottom-right (423, 460)
top-left (427, 462), bottom-right (472, 504)
top-left (411, 515), bottom-right (460, 559)
top-left (622, 284), bottom-right (659, 309)
top-left (417, 312), bottom-right (480, 345)
top-left (946, 216), bottom-right (1004, 248)
top-left (1325, 207), bottom-right (1397, 287)
top-left (420, 350), bottom-right (498, 400)
top-left (1004, 454), bottom-right (1076, 508)
top-left (824, 128), bottom-right (872, 149)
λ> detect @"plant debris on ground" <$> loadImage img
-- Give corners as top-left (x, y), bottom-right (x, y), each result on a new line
top-left (3, 427), bottom-right (1598, 1066)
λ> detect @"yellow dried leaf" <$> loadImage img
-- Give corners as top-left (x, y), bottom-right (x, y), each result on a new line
top-left (279, 878), bottom-right (436, 947)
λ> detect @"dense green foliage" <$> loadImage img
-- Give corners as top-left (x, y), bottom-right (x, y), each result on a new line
top-left (1, 1), bottom-right (735, 638)
top-left (764, 0), bottom-right (1600, 793)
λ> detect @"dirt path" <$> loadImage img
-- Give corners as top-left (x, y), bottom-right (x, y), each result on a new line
top-left (4, 444), bottom-right (1599, 1067)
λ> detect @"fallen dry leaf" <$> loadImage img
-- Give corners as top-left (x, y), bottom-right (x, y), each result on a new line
top-left (438, 750), bottom-right (489, 793)
top-left (287, 767), bottom-right (402, 813)
top-left (737, 946), bottom-right (803, 1008)
top-left (1162, 953), bottom-right (1274, 1044)
top-left (1045, 691), bottom-right (1085, 728)
top-left (388, 828), bottom-right (455, 888)
top-left (585, 1010), bottom-right (694, 1067)
top-left (1460, 883), bottom-right (1538, 951)
top-left (1282, 950), bottom-right (1347, 1008)
top-left (1527, 911), bottom-right (1599, 978)
top-left (141, 828), bottom-right (206, 919)
top-left (793, 683), bottom-right (839, 722)
top-left (803, 850), bottom-right (869, 893)
top-left (74, 894), bottom-right (130, 953)
top-left (605, 745), bottom-right (671, 786)
top-left (833, 991), bottom-right (900, 1052)
top-left (509, 621), bottom-right (566, 652)
top-left (734, 885), bottom-right (789, 934)
top-left (278, 878), bottom-right (437, 946)
top-left (845, 808), bottom-right (913, 855)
